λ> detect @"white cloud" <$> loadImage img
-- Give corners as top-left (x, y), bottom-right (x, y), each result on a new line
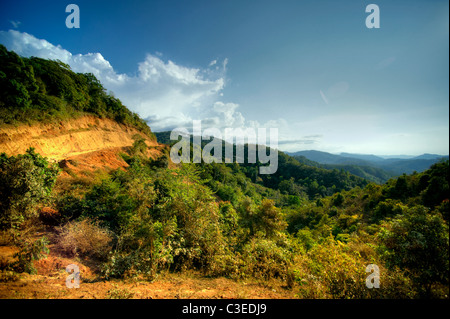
top-left (0, 30), bottom-right (290, 144)
top-left (1, 30), bottom-right (72, 62)
top-left (0, 30), bottom-right (232, 131)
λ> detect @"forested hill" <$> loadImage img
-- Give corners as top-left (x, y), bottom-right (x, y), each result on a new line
top-left (0, 45), bottom-right (153, 138)
top-left (292, 155), bottom-right (397, 184)
top-left (154, 131), bottom-right (447, 187)
top-left (289, 150), bottom-right (448, 177)
top-left (154, 131), bottom-right (368, 200)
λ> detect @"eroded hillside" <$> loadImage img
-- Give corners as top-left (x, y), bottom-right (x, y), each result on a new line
top-left (0, 115), bottom-right (164, 173)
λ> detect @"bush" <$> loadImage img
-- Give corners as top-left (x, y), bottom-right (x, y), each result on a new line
top-left (241, 236), bottom-right (292, 281)
top-left (153, 165), bottom-right (229, 275)
top-left (107, 284), bottom-right (135, 299)
top-left (131, 134), bottom-right (147, 156)
top-left (0, 148), bottom-right (59, 230)
top-left (12, 236), bottom-right (49, 274)
top-left (102, 217), bottom-right (176, 280)
top-left (55, 218), bottom-right (113, 260)
top-left (297, 239), bottom-right (368, 299)
top-left (377, 205), bottom-right (449, 297)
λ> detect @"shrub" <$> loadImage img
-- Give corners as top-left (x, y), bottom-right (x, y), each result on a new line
top-left (0, 270), bottom-right (20, 282)
top-left (0, 148), bottom-right (59, 230)
top-left (107, 284), bottom-right (135, 299)
top-left (55, 218), bottom-right (113, 260)
top-left (296, 228), bottom-right (316, 251)
top-left (153, 166), bottom-right (230, 275)
top-left (131, 134), bottom-right (147, 156)
top-left (12, 236), bottom-right (49, 274)
top-left (102, 217), bottom-right (176, 281)
top-left (241, 236), bottom-right (292, 281)
top-left (377, 205), bottom-right (449, 297)
top-left (299, 239), bottom-right (368, 299)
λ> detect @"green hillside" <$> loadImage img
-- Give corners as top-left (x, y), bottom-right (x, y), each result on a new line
top-left (292, 155), bottom-right (395, 184)
top-left (0, 45), bottom-right (153, 138)
top-left (290, 150), bottom-right (448, 179)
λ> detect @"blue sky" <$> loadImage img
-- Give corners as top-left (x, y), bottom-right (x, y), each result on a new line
top-left (0, 0), bottom-right (448, 155)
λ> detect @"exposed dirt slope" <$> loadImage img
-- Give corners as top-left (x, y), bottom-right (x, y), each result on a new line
top-left (0, 115), bottom-right (159, 162)
top-left (0, 247), bottom-right (294, 299)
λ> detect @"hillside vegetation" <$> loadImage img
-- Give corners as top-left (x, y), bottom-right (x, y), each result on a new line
top-left (0, 44), bottom-right (152, 138)
top-left (0, 49), bottom-right (448, 299)
top-left (290, 150), bottom-right (448, 179)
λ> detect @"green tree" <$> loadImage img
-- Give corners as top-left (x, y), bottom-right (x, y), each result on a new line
top-left (0, 148), bottom-right (59, 230)
top-left (239, 197), bottom-right (286, 239)
top-left (421, 161), bottom-right (449, 209)
top-left (378, 205), bottom-right (449, 297)
top-left (257, 199), bottom-right (287, 238)
top-left (131, 134), bottom-right (147, 156)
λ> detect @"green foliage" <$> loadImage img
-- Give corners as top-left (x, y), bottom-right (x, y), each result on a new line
top-left (372, 199), bottom-right (405, 222)
top-left (0, 45), bottom-right (153, 138)
top-left (247, 151), bottom-right (368, 199)
top-left (1, 47), bottom-right (447, 296)
top-left (0, 148), bottom-right (59, 230)
top-left (59, 160), bottom-right (230, 279)
top-left (155, 133), bottom-right (369, 201)
top-left (421, 161), bottom-right (449, 209)
top-left (332, 193), bottom-right (345, 207)
top-left (148, 153), bottom-right (170, 169)
top-left (1, 137), bottom-right (448, 297)
top-left (296, 228), bottom-right (316, 251)
top-left (241, 236), bottom-right (292, 281)
top-left (283, 160), bottom-right (449, 298)
top-left (106, 284), bottom-right (135, 299)
top-left (154, 165), bottom-right (229, 274)
top-left (303, 239), bottom-right (368, 298)
top-left (131, 134), bottom-right (147, 156)
top-left (377, 206), bottom-right (449, 297)
top-left (103, 217), bottom-right (176, 280)
top-left (241, 198), bottom-right (287, 239)
top-left (12, 236), bottom-right (49, 274)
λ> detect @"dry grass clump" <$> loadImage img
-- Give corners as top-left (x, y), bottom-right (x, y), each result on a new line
top-left (55, 218), bottom-right (113, 260)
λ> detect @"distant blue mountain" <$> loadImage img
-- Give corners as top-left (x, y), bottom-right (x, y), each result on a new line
top-left (412, 153), bottom-right (446, 160)
top-left (288, 150), bottom-right (371, 166)
top-left (287, 150), bottom-right (449, 177)
top-left (339, 152), bottom-right (385, 162)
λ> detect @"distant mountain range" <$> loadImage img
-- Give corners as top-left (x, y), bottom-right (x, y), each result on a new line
top-left (287, 150), bottom-right (449, 181)
top-left (154, 131), bottom-right (448, 184)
